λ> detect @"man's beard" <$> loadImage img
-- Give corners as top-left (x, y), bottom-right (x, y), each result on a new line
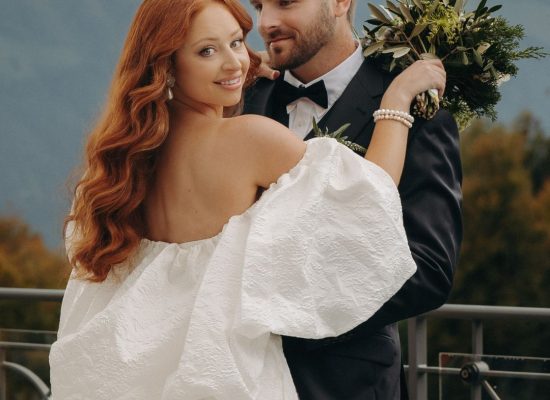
top-left (267, 4), bottom-right (335, 70)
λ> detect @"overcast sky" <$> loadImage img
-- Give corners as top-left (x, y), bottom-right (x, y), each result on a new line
top-left (1, 0), bottom-right (548, 249)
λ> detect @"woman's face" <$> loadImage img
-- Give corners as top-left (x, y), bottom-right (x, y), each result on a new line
top-left (173, 2), bottom-right (250, 110)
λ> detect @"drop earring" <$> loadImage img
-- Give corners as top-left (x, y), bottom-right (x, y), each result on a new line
top-left (166, 74), bottom-right (175, 100)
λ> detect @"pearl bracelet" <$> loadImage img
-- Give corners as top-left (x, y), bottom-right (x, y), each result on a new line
top-left (373, 109), bottom-right (414, 129)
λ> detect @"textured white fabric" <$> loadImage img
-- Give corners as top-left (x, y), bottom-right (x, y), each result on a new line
top-left (49, 138), bottom-right (416, 400)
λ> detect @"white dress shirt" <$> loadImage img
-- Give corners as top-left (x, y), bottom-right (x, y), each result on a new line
top-left (284, 43), bottom-right (364, 138)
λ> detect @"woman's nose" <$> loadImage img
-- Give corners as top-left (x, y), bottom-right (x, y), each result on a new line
top-left (222, 49), bottom-right (242, 71)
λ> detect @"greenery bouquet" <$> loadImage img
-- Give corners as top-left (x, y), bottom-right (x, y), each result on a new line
top-left (361, 0), bottom-right (548, 130)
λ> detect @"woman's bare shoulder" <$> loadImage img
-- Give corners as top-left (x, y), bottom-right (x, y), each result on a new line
top-left (222, 115), bottom-right (306, 188)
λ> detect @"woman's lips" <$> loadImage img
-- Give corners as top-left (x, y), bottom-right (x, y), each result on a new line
top-left (215, 76), bottom-right (242, 89)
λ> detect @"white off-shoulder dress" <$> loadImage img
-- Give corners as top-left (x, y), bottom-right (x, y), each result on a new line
top-left (49, 138), bottom-right (417, 400)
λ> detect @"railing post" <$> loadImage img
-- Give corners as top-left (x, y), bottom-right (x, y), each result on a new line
top-left (471, 319), bottom-right (484, 400)
top-left (408, 316), bottom-right (428, 400)
top-left (0, 348), bottom-right (6, 400)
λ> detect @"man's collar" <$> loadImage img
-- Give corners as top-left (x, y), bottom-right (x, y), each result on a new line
top-left (283, 43), bottom-right (364, 108)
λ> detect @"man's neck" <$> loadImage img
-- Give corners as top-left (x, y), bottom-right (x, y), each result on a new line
top-left (290, 33), bottom-right (357, 84)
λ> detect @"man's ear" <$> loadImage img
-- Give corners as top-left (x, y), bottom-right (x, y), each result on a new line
top-left (333, 0), bottom-right (352, 18)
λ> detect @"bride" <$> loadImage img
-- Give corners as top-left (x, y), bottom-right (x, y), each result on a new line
top-left (49, 0), bottom-right (446, 398)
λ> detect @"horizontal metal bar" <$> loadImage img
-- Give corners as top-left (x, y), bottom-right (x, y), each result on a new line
top-left (469, 369), bottom-right (550, 381)
top-left (0, 328), bottom-right (58, 335)
top-left (3, 290), bottom-right (548, 321)
top-left (0, 342), bottom-right (52, 351)
top-left (407, 365), bottom-right (550, 381)
top-left (413, 366), bottom-right (461, 375)
top-left (425, 304), bottom-right (550, 321)
top-left (0, 288), bottom-right (64, 302)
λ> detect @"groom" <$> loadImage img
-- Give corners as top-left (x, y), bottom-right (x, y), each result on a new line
top-left (244, 0), bottom-right (462, 399)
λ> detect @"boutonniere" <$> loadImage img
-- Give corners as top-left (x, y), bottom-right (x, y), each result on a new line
top-left (312, 119), bottom-right (367, 155)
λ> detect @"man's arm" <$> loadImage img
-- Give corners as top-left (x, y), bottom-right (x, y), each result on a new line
top-left (370, 108), bottom-right (463, 323)
top-left (290, 109), bottom-right (462, 349)
top-left (356, 109), bottom-right (462, 333)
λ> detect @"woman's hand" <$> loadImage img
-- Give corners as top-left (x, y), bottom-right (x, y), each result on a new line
top-left (256, 51), bottom-right (280, 80)
top-left (381, 59), bottom-right (446, 111)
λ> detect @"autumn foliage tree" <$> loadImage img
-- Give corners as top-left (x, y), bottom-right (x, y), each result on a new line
top-left (424, 112), bottom-right (550, 399)
top-left (0, 216), bottom-right (70, 398)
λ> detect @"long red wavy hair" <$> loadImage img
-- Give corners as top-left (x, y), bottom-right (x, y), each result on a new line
top-left (66, 0), bottom-right (260, 282)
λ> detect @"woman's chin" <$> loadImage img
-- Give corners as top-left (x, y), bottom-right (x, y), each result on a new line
top-left (222, 93), bottom-right (244, 108)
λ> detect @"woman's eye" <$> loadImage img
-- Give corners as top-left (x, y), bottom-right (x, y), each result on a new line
top-left (200, 47), bottom-right (215, 57)
top-left (231, 39), bottom-right (243, 48)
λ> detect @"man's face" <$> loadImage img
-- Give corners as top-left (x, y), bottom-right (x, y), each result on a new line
top-left (250, 0), bottom-right (336, 70)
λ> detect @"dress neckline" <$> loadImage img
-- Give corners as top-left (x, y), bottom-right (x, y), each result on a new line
top-left (140, 138), bottom-right (319, 250)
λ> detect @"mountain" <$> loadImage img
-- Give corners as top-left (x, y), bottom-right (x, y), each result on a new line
top-left (1, 0), bottom-right (548, 249)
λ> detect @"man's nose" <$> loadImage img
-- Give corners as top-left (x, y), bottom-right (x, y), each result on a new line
top-left (258, 6), bottom-right (280, 36)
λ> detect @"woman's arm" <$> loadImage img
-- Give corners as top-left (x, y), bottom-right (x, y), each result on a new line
top-left (365, 59), bottom-right (446, 184)
top-left (239, 59), bottom-right (445, 190)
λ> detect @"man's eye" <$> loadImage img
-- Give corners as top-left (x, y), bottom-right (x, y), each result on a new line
top-left (200, 47), bottom-right (215, 57)
top-left (231, 39), bottom-right (243, 48)
top-left (252, 1), bottom-right (262, 11)
top-left (279, 0), bottom-right (293, 6)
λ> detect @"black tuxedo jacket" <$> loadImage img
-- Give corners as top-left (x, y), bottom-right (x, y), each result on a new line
top-left (243, 59), bottom-right (463, 400)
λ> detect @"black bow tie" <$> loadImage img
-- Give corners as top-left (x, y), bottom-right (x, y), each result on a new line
top-left (275, 79), bottom-right (329, 109)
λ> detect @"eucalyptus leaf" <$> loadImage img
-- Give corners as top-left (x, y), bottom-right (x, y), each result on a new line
top-left (473, 49), bottom-right (483, 66)
top-left (411, 0), bottom-right (424, 12)
top-left (393, 47), bottom-right (412, 58)
top-left (409, 23), bottom-right (428, 39)
top-left (382, 46), bottom-right (410, 54)
top-left (331, 123), bottom-right (352, 137)
top-left (366, 18), bottom-right (383, 26)
top-left (399, 3), bottom-right (414, 22)
top-left (462, 52), bottom-right (469, 65)
top-left (363, 41), bottom-right (386, 57)
top-left (475, 0), bottom-right (488, 19)
top-left (487, 5), bottom-right (503, 13)
top-left (454, 0), bottom-right (465, 13)
top-left (477, 43), bottom-right (491, 54)
top-left (489, 66), bottom-right (498, 79)
top-left (368, 3), bottom-right (392, 24)
top-left (386, 0), bottom-right (402, 17)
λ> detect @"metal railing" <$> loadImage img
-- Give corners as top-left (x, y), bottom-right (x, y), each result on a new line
top-left (2, 287), bottom-right (550, 400)
top-left (406, 304), bottom-right (550, 400)
top-left (0, 288), bottom-right (62, 400)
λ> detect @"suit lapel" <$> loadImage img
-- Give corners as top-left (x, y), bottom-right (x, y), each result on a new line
top-left (304, 60), bottom-right (386, 142)
top-left (244, 77), bottom-right (279, 119)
